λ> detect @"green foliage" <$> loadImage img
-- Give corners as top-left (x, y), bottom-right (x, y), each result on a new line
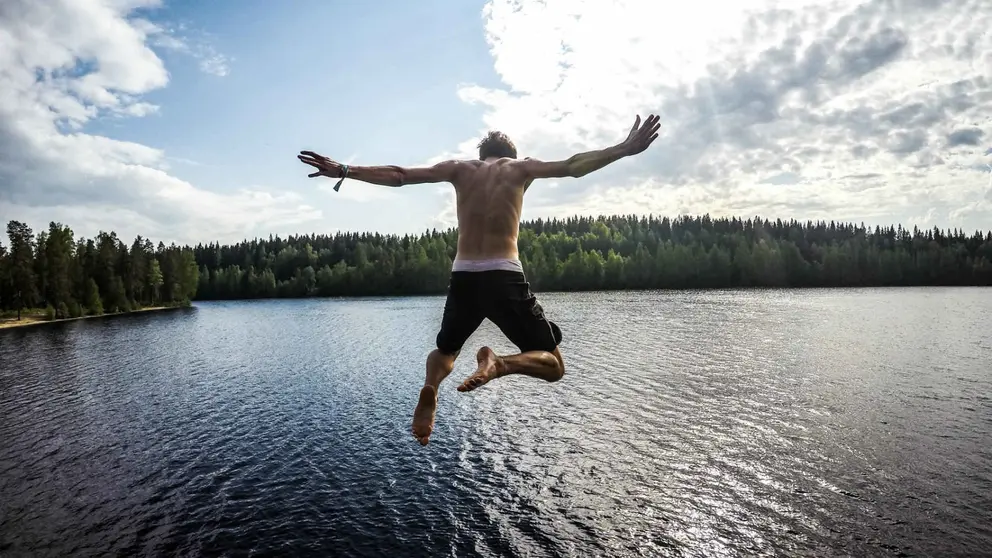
top-left (147, 259), bottom-right (164, 304)
top-left (44, 222), bottom-right (74, 318)
top-left (84, 278), bottom-right (104, 316)
top-left (1, 222), bottom-right (196, 316)
top-left (3, 216), bottom-right (990, 312)
top-left (6, 220), bottom-right (38, 312)
top-left (187, 215), bottom-right (992, 298)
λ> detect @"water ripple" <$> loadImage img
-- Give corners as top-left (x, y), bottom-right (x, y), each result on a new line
top-left (1, 289), bottom-right (991, 556)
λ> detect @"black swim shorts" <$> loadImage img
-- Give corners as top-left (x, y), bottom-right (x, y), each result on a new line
top-left (435, 270), bottom-right (563, 355)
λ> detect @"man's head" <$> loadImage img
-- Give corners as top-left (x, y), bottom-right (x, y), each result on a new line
top-left (477, 131), bottom-right (517, 160)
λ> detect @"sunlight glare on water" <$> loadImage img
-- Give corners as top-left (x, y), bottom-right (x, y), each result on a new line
top-left (1, 288), bottom-right (990, 557)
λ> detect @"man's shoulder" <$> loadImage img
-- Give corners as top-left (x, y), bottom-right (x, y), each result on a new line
top-left (436, 159), bottom-right (483, 170)
top-left (428, 159), bottom-right (476, 180)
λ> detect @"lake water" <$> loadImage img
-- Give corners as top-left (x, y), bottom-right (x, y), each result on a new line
top-left (1, 288), bottom-right (990, 557)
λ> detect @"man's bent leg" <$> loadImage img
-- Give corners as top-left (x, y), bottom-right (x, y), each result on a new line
top-left (457, 345), bottom-right (564, 392)
top-left (412, 348), bottom-right (459, 445)
top-left (461, 273), bottom-right (566, 393)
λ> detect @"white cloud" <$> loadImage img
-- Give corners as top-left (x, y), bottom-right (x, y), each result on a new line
top-left (444, 0), bottom-right (992, 233)
top-left (0, 0), bottom-right (316, 245)
top-left (141, 16), bottom-right (232, 77)
top-left (198, 52), bottom-right (231, 77)
top-left (4, 0), bottom-right (991, 249)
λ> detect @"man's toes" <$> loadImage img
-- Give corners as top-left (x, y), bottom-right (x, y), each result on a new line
top-left (414, 432), bottom-right (429, 445)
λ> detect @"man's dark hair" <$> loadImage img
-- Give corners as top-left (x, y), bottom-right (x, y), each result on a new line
top-left (477, 131), bottom-right (517, 160)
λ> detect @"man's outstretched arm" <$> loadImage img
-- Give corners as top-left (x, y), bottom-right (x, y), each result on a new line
top-left (517, 114), bottom-right (660, 179)
top-left (345, 160), bottom-right (463, 187)
top-left (298, 151), bottom-right (462, 187)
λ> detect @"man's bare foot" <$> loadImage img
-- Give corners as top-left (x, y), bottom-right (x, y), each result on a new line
top-left (411, 385), bottom-right (438, 445)
top-left (457, 346), bottom-right (505, 392)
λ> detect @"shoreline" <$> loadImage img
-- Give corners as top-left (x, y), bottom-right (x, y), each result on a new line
top-left (188, 283), bottom-right (992, 303)
top-left (0, 305), bottom-right (187, 331)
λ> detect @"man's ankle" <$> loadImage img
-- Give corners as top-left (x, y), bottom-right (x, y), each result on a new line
top-left (494, 356), bottom-right (508, 377)
top-left (422, 380), bottom-right (441, 392)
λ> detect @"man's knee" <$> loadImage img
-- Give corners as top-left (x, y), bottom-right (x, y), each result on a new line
top-left (548, 347), bottom-right (565, 382)
top-left (429, 347), bottom-right (459, 366)
top-left (435, 328), bottom-right (467, 358)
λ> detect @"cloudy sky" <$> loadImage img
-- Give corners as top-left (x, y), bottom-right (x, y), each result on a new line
top-left (1, 0), bottom-right (990, 246)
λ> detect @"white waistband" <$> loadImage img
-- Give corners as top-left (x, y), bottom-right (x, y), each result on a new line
top-left (451, 258), bottom-right (523, 272)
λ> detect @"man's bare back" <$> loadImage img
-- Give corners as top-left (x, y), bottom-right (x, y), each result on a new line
top-left (298, 114), bottom-right (661, 445)
top-left (448, 158), bottom-right (528, 262)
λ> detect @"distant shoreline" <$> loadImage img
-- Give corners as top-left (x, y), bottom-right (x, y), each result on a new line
top-left (0, 306), bottom-right (186, 331)
top-left (187, 283), bottom-right (992, 303)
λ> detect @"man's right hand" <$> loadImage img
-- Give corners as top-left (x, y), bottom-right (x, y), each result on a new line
top-left (298, 151), bottom-right (346, 179)
top-left (619, 114), bottom-right (661, 156)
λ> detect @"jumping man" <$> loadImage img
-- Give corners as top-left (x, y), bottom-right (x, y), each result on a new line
top-left (298, 114), bottom-right (661, 445)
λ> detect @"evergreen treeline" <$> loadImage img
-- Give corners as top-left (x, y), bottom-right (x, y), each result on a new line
top-left (2, 216), bottom-right (990, 317)
top-left (188, 214), bottom-right (992, 298)
top-left (0, 221), bottom-right (198, 321)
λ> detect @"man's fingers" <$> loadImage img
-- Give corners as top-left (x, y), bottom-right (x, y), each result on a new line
top-left (299, 150), bottom-right (345, 181)
top-left (638, 115), bottom-right (660, 139)
top-left (301, 150), bottom-right (340, 165)
top-left (298, 154), bottom-right (337, 169)
top-left (627, 114), bottom-right (664, 140)
top-left (621, 113), bottom-right (661, 153)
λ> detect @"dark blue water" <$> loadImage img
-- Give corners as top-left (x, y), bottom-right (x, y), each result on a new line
top-left (1, 289), bottom-right (991, 557)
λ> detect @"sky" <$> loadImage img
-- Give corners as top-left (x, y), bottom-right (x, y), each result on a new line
top-left (1, 0), bottom-right (990, 247)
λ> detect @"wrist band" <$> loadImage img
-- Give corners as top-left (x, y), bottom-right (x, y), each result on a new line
top-left (333, 164), bottom-right (349, 191)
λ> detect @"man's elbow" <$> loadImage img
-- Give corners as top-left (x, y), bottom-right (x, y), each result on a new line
top-left (552, 157), bottom-right (580, 178)
top-left (389, 166), bottom-right (411, 186)
top-left (394, 164), bottom-right (447, 186)
top-left (564, 161), bottom-right (587, 178)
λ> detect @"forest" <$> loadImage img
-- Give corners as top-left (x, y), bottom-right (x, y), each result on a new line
top-left (1, 215), bottom-right (991, 320)
top-left (1, 221), bottom-right (198, 321)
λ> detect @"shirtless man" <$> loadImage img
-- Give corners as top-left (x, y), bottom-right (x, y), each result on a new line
top-left (298, 114), bottom-right (661, 445)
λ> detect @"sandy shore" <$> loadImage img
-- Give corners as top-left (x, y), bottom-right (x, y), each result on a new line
top-left (0, 306), bottom-right (183, 330)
